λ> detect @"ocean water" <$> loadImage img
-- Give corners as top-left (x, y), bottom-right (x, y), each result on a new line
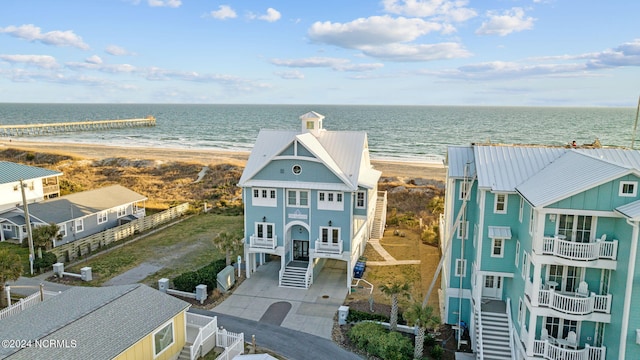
top-left (0, 103), bottom-right (636, 163)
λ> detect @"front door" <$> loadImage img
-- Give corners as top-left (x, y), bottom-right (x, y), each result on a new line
top-left (293, 240), bottom-right (309, 261)
top-left (482, 275), bottom-right (502, 299)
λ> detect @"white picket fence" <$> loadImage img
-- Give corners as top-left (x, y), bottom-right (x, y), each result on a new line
top-left (216, 328), bottom-right (244, 360)
top-left (0, 292), bottom-right (42, 320)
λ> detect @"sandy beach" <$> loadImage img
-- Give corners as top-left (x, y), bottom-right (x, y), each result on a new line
top-left (0, 139), bottom-right (446, 181)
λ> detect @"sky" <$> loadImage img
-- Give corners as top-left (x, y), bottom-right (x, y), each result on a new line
top-left (0, 0), bottom-right (639, 106)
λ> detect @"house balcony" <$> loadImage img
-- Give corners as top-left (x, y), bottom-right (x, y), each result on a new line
top-left (42, 184), bottom-right (60, 197)
top-left (249, 235), bottom-right (277, 250)
top-left (532, 339), bottom-right (606, 360)
top-left (525, 281), bottom-right (611, 317)
top-left (541, 236), bottom-right (618, 262)
top-left (314, 239), bottom-right (343, 255)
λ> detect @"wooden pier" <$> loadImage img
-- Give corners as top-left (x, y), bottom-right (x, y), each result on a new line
top-left (0, 116), bottom-right (156, 137)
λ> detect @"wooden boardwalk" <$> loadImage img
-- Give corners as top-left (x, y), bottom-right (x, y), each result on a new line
top-left (0, 116), bottom-right (156, 136)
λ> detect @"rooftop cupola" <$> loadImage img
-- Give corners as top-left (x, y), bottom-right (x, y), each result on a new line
top-left (299, 111), bottom-right (325, 137)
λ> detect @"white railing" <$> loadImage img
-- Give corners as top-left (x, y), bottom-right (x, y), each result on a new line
top-left (537, 289), bottom-right (612, 315)
top-left (305, 265), bottom-right (312, 288)
top-left (249, 235), bottom-right (277, 250)
top-left (0, 292), bottom-right (43, 320)
top-left (506, 298), bottom-right (516, 360)
top-left (315, 239), bottom-right (343, 254)
top-left (476, 307), bottom-right (485, 360)
top-left (541, 237), bottom-right (618, 261)
top-left (187, 313), bottom-right (217, 360)
top-left (377, 191), bottom-right (388, 237)
top-left (216, 329), bottom-right (244, 360)
top-left (532, 340), bottom-right (606, 360)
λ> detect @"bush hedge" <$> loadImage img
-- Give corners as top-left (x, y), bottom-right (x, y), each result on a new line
top-left (347, 309), bottom-right (390, 323)
top-left (348, 322), bottom-right (413, 360)
top-left (172, 259), bottom-right (227, 292)
top-left (34, 251), bottom-right (58, 272)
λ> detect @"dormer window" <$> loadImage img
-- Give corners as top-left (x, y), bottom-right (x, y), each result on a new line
top-left (306, 121), bottom-right (314, 129)
top-left (620, 181), bottom-right (637, 197)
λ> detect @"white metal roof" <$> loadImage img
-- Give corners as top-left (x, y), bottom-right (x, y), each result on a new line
top-left (516, 151), bottom-right (632, 207)
top-left (488, 226), bottom-right (512, 239)
top-left (446, 145), bottom-right (476, 179)
top-left (616, 200), bottom-right (640, 221)
top-left (239, 115), bottom-right (380, 190)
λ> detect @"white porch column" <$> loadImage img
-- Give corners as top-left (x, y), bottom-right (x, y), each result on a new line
top-left (526, 313), bottom-right (537, 356)
top-left (346, 259), bottom-right (352, 291)
top-left (531, 261), bottom-right (542, 306)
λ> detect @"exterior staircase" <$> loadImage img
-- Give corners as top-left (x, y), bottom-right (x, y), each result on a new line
top-left (280, 264), bottom-right (309, 289)
top-left (475, 310), bottom-right (511, 360)
top-left (370, 192), bottom-right (387, 239)
top-left (177, 342), bottom-right (192, 360)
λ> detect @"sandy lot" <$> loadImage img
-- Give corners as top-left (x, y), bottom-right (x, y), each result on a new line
top-left (0, 139), bottom-right (446, 181)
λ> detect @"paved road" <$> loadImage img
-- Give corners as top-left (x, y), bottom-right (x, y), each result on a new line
top-left (190, 309), bottom-right (363, 360)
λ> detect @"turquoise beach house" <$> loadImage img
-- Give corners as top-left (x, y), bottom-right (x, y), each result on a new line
top-left (238, 111), bottom-right (385, 289)
top-left (442, 143), bottom-right (640, 360)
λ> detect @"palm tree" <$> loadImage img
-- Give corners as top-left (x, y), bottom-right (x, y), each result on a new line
top-left (379, 281), bottom-right (410, 331)
top-left (213, 231), bottom-right (243, 266)
top-left (0, 249), bottom-right (23, 308)
top-left (404, 302), bottom-right (441, 360)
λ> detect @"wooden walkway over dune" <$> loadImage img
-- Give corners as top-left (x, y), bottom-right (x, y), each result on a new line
top-left (0, 116), bottom-right (156, 137)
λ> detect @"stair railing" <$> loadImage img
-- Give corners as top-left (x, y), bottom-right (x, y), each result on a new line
top-left (476, 306), bottom-right (485, 360)
top-left (506, 298), bottom-right (516, 359)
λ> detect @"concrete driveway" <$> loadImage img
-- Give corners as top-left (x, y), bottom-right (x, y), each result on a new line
top-left (213, 258), bottom-right (348, 340)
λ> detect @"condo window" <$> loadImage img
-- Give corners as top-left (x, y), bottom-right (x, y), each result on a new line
top-left (320, 227), bottom-right (340, 244)
top-left (491, 238), bottom-right (504, 258)
top-left (459, 181), bottom-right (468, 200)
top-left (59, 224), bottom-right (66, 237)
top-left (306, 121), bottom-right (314, 129)
top-left (153, 320), bottom-right (175, 357)
top-left (515, 241), bottom-right (520, 267)
top-left (117, 207), bottom-right (126, 218)
top-left (356, 191), bottom-right (366, 208)
top-left (252, 188), bottom-right (277, 207)
top-left (74, 219), bottom-right (84, 233)
top-left (256, 223), bottom-right (274, 239)
top-left (455, 259), bottom-right (467, 277)
top-left (494, 193), bottom-right (507, 214)
top-left (619, 181), bottom-right (637, 197)
top-left (518, 198), bottom-right (524, 222)
top-left (318, 191), bottom-right (344, 211)
top-left (457, 221), bottom-right (468, 239)
top-left (288, 190), bottom-right (309, 207)
top-left (97, 211), bottom-right (108, 224)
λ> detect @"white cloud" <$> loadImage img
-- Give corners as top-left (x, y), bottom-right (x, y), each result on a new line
top-left (309, 15), bottom-right (443, 49)
top-left (270, 57), bottom-right (384, 72)
top-left (0, 54), bottom-right (59, 69)
top-left (147, 0), bottom-right (181, 8)
top-left (106, 45), bottom-right (134, 56)
top-left (0, 24), bottom-right (89, 50)
top-left (588, 39), bottom-right (640, 68)
top-left (360, 42), bottom-right (471, 61)
top-left (208, 5), bottom-right (237, 20)
top-left (382, 0), bottom-right (477, 22)
top-left (476, 7), bottom-right (535, 36)
top-left (275, 70), bottom-right (304, 79)
top-left (258, 8), bottom-right (281, 22)
top-left (85, 55), bottom-right (103, 64)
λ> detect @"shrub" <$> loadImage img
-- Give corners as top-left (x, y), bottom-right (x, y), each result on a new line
top-left (347, 309), bottom-right (390, 323)
top-left (347, 322), bottom-right (412, 360)
top-left (424, 333), bottom-right (436, 347)
top-left (430, 344), bottom-right (444, 359)
top-left (172, 259), bottom-right (227, 292)
top-left (34, 252), bottom-right (58, 272)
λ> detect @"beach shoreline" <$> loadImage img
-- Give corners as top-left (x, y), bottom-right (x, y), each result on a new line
top-left (0, 139), bottom-right (446, 181)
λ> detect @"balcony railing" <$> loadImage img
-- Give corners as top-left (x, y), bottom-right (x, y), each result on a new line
top-left (536, 289), bottom-right (611, 315)
top-left (532, 340), bottom-right (606, 360)
top-left (249, 235), bottom-right (277, 250)
top-left (315, 239), bottom-right (343, 255)
top-left (541, 236), bottom-right (618, 261)
top-left (42, 184), bottom-right (59, 195)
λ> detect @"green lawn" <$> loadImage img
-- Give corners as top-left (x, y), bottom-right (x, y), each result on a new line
top-left (0, 242), bottom-right (32, 276)
top-left (67, 213), bottom-right (243, 286)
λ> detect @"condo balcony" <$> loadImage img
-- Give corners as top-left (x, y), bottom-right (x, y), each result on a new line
top-left (249, 235), bottom-right (277, 250)
top-left (314, 239), bottom-right (343, 255)
top-left (531, 338), bottom-right (606, 360)
top-left (525, 281), bottom-right (611, 322)
top-left (541, 235), bottom-right (618, 261)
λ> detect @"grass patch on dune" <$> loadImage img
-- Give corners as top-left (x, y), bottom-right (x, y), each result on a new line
top-left (68, 213), bottom-right (243, 286)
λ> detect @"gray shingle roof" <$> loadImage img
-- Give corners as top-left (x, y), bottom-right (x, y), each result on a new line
top-left (24, 185), bottom-right (147, 224)
top-left (0, 284), bottom-right (190, 359)
top-left (0, 161), bottom-right (62, 185)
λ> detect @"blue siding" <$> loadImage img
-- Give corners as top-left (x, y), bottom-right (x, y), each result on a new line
top-left (548, 175), bottom-right (640, 210)
top-left (252, 159), bottom-right (344, 184)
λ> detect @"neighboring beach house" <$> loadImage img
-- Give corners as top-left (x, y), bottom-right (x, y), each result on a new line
top-left (0, 161), bottom-right (62, 242)
top-left (238, 111), bottom-right (386, 289)
top-left (441, 143), bottom-right (640, 360)
top-left (0, 284), bottom-right (219, 360)
top-left (23, 184), bottom-right (147, 246)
